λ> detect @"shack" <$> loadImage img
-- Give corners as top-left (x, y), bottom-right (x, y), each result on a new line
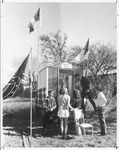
top-left (35, 62), bottom-right (83, 111)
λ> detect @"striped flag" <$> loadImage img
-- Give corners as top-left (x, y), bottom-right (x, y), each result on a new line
top-left (28, 8), bottom-right (40, 33)
top-left (72, 38), bottom-right (90, 64)
top-left (3, 53), bottom-right (31, 100)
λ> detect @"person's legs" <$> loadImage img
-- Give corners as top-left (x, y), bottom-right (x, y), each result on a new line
top-left (73, 99), bottom-right (76, 108)
top-left (100, 107), bottom-right (107, 135)
top-left (97, 107), bottom-right (107, 135)
top-left (81, 91), bottom-right (86, 113)
top-left (60, 118), bottom-right (64, 138)
top-left (42, 111), bottom-right (52, 133)
top-left (86, 90), bottom-right (97, 111)
top-left (63, 118), bottom-right (68, 139)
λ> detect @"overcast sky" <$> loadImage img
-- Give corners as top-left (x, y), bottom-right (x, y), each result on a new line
top-left (1, 1), bottom-right (117, 85)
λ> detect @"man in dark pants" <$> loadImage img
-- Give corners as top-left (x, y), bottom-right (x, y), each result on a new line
top-left (95, 87), bottom-right (107, 135)
top-left (74, 74), bottom-right (97, 113)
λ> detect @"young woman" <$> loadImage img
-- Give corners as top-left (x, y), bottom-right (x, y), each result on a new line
top-left (57, 88), bottom-right (74, 139)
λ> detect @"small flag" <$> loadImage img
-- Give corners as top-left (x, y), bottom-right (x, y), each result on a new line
top-left (72, 38), bottom-right (90, 64)
top-left (3, 52), bottom-right (31, 100)
top-left (28, 8), bottom-right (40, 33)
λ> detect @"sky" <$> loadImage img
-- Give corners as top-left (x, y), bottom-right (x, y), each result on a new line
top-left (1, 1), bottom-right (117, 86)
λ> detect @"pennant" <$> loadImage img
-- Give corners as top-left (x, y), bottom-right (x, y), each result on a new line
top-left (28, 8), bottom-right (40, 33)
top-left (72, 38), bottom-right (90, 64)
top-left (3, 53), bottom-right (31, 100)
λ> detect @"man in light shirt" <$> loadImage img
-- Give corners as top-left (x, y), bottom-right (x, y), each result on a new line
top-left (96, 87), bottom-right (107, 135)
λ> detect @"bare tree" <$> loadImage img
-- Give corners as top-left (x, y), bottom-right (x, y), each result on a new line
top-left (78, 42), bottom-right (116, 87)
top-left (39, 31), bottom-right (71, 63)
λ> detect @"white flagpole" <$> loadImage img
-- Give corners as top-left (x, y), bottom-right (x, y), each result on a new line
top-left (37, 6), bottom-right (40, 106)
top-left (29, 48), bottom-right (33, 147)
top-left (37, 7), bottom-right (40, 63)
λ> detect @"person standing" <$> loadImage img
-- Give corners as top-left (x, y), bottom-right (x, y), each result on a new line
top-left (73, 87), bottom-right (82, 108)
top-left (57, 88), bottom-right (74, 139)
top-left (42, 91), bottom-right (57, 135)
top-left (74, 74), bottom-right (97, 113)
top-left (95, 87), bottom-right (107, 135)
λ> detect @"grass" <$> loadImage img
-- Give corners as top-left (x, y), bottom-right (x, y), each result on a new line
top-left (2, 96), bottom-right (117, 148)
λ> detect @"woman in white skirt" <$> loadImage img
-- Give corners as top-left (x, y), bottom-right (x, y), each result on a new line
top-left (58, 88), bottom-right (74, 139)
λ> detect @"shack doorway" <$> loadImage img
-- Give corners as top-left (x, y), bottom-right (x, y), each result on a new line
top-left (59, 69), bottom-right (74, 99)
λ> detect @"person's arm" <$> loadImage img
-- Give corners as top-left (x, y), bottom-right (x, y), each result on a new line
top-left (95, 93), bottom-right (100, 107)
top-left (73, 89), bottom-right (76, 99)
top-left (96, 92), bottom-right (107, 107)
top-left (43, 98), bottom-right (50, 110)
top-left (101, 93), bottom-right (107, 107)
top-left (68, 96), bottom-right (74, 110)
top-left (50, 98), bottom-right (57, 111)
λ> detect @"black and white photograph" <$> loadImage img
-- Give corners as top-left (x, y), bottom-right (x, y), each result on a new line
top-left (1, 0), bottom-right (118, 148)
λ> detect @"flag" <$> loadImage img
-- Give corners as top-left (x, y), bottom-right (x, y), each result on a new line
top-left (3, 53), bottom-right (31, 100)
top-left (28, 8), bottom-right (40, 33)
top-left (72, 38), bottom-right (90, 64)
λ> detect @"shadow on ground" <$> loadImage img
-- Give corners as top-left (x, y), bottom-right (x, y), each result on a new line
top-left (3, 98), bottom-right (117, 138)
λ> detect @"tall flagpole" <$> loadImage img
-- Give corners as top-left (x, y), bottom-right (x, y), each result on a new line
top-left (37, 6), bottom-right (40, 110)
top-left (30, 48), bottom-right (33, 147)
top-left (37, 6), bottom-right (40, 63)
top-left (28, 7), bottom-right (41, 147)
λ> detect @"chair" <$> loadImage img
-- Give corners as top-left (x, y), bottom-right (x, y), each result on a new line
top-left (73, 108), bottom-right (93, 140)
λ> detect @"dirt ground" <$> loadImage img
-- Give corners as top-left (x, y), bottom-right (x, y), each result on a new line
top-left (2, 97), bottom-right (117, 148)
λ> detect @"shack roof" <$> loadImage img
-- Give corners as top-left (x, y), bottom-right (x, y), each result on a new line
top-left (38, 61), bottom-right (81, 73)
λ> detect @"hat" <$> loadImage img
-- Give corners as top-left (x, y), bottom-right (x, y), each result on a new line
top-left (74, 74), bottom-right (81, 77)
top-left (96, 86), bottom-right (102, 91)
top-left (48, 90), bottom-right (54, 94)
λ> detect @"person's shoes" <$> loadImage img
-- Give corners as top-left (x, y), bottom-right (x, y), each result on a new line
top-left (43, 131), bottom-right (47, 135)
top-left (101, 133), bottom-right (106, 136)
top-left (101, 132), bottom-right (107, 136)
top-left (61, 136), bottom-right (65, 139)
top-left (64, 136), bottom-right (67, 140)
top-left (96, 131), bottom-right (107, 135)
top-left (42, 127), bottom-right (47, 135)
top-left (93, 110), bottom-right (97, 114)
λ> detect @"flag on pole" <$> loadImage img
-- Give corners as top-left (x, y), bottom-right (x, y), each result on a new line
top-left (72, 38), bottom-right (90, 64)
top-left (28, 8), bottom-right (40, 33)
top-left (3, 52), bottom-right (31, 100)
